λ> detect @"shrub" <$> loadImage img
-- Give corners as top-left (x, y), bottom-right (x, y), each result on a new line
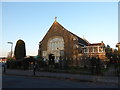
top-left (14, 39), bottom-right (26, 60)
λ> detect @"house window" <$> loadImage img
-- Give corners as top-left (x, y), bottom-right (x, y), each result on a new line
top-left (99, 47), bottom-right (103, 52)
top-left (84, 49), bottom-right (86, 53)
top-left (94, 47), bottom-right (98, 52)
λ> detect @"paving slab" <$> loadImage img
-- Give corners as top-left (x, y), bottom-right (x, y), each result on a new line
top-left (2, 69), bottom-right (119, 85)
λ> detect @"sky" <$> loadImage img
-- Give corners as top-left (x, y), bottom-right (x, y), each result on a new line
top-left (1, 2), bottom-right (118, 57)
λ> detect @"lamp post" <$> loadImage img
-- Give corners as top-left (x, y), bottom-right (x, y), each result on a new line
top-left (7, 42), bottom-right (13, 58)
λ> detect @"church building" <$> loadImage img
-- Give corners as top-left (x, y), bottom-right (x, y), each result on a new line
top-left (38, 18), bottom-right (106, 67)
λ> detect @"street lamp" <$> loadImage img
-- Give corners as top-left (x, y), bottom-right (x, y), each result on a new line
top-left (7, 42), bottom-right (13, 58)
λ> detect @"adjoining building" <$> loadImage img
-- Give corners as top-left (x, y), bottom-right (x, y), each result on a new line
top-left (82, 41), bottom-right (106, 60)
top-left (116, 42), bottom-right (120, 53)
top-left (38, 19), bottom-right (106, 67)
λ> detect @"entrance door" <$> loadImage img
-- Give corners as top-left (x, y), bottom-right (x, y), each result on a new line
top-left (48, 54), bottom-right (55, 65)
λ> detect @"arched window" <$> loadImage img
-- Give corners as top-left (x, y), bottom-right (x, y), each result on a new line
top-left (47, 36), bottom-right (64, 51)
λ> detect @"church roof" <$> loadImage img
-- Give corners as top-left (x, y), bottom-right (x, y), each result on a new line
top-left (40, 19), bottom-right (90, 46)
top-left (52, 20), bottom-right (90, 45)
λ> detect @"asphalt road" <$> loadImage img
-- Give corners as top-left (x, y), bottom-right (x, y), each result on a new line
top-left (2, 74), bottom-right (118, 88)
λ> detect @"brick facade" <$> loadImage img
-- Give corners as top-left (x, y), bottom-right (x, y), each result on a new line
top-left (38, 21), bottom-right (89, 67)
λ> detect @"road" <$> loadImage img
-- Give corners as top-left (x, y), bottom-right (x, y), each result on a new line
top-left (2, 75), bottom-right (118, 88)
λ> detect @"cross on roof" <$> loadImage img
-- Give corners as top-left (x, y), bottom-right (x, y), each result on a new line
top-left (54, 17), bottom-right (57, 21)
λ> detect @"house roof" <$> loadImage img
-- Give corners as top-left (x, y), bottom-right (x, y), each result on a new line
top-left (88, 43), bottom-right (104, 46)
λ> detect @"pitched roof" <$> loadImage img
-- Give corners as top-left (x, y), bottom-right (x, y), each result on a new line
top-left (88, 43), bottom-right (104, 46)
top-left (40, 20), bottom-right (90, 46)
top-left (53, 21), bottom-right (90, 45)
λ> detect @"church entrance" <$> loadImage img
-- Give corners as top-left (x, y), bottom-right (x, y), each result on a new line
top-left (48, 54), bottom-right (55, 65)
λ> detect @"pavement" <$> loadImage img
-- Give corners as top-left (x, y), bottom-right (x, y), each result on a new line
top-left (2, 68), bottom-right (119, 85)
top-left (104, 64), bottom-right (119, 76)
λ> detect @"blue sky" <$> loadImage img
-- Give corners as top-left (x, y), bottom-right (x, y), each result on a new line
top-left (1, 2), bottom-right (118, 57)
